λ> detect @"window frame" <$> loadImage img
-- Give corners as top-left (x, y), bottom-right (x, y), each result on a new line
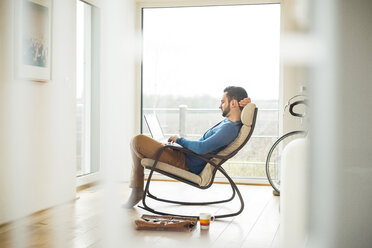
top-left (76, 0), bottom-right (101, 187)
top-left (137, 0), bottom-right (283, 185)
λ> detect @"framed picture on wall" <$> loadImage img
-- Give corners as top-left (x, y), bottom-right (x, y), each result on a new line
top-left (15, 0), bottom-right (52, 81)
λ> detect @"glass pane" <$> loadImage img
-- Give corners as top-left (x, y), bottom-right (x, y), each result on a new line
top-left (76, 1), bottom-right (92, 176)
top-left (142, 4), bottom-right (280, 179)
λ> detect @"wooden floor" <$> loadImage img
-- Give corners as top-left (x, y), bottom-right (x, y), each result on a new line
top-left (0, 181), bottom-right (280, 248)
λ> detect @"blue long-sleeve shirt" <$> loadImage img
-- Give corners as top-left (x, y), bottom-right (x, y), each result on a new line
top-left (176, 118), bottom-right (242, 174)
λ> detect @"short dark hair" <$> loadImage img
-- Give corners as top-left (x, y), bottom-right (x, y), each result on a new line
top-left (224, 86), bottom-right (248, 111)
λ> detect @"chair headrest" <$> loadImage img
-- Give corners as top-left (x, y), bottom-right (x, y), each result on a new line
top-left (241, 103), bottom-right (256, 126)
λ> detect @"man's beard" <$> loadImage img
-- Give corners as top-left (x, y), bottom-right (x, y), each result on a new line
top-left (222, 105), bottom-right (230, 117)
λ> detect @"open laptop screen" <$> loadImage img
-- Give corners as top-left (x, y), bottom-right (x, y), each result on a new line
top-left (144, 113), bottom-right (165, 141)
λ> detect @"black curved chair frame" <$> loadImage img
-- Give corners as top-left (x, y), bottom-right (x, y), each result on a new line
top-left (138, 108), bottom-right (258, 220)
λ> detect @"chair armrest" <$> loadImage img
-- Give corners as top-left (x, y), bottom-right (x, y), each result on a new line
top-left (162, 145), bottom-right (215, 165)
top-left (153, 145), bottom-right (225, 175)
top-left (204, 153), bottom-right (230, 160)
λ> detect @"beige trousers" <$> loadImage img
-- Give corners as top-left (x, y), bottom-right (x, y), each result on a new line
top-left (130, 134), bottom-right (189, 188)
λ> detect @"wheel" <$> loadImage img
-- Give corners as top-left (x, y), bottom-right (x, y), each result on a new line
top-left (266, 130), bottom-right (306, 194)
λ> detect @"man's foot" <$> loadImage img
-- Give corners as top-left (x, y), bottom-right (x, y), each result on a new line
top-left (272, 189), bottom-right (280, 196)
top-left (123, 188), bottom-right (144, 208)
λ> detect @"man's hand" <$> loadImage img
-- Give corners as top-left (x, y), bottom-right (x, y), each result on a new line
top-left (168, 135), bottom-right (179, 143)
top-left (239, 97), bottom-right (251, 107)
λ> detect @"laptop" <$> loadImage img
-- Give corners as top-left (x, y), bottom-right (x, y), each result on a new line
top-left (144, 113), bottom-right (182, 147)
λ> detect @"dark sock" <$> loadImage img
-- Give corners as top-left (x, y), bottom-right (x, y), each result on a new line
top-left (123, 188), bottom-right (144, 208)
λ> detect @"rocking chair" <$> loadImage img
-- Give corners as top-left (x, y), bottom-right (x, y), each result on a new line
top-left (138, 103), bottom-right (258, 219)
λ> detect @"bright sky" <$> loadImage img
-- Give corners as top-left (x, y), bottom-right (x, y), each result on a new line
top-left (142, 4), bottom-right (280, 100)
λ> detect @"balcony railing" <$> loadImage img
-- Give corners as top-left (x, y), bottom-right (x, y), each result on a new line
top-left (143, 106), bottom-right (279, 138)
top-left (143, 106), bottom-right (279, 179)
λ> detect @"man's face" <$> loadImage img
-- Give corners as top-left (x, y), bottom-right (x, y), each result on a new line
top-left (219, 92), bottom-right (231, 117)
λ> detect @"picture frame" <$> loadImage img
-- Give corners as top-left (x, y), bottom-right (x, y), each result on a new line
top-left (15, 0), bottom-right (52, 81)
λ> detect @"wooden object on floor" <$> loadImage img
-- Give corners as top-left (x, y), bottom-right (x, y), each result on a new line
top-left (135, 215), bottom-right (197, 231)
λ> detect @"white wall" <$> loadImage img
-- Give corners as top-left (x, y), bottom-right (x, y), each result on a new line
top-left (0, 0), bottom-right (76, 224)
top-left (309, 0), bottom-right (372, 247)
top-left (280, 0), bottom-right (309, 134)
top-left (0, 0), bottom-right (141, 225)
top-left (100, 0), bottom-right (139, 184)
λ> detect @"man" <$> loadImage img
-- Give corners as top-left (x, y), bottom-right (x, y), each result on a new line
top-left (124, 86), bottom-right (251, 208)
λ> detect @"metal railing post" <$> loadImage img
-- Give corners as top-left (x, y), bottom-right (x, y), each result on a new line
top-left (179, 105), bottom-right (187, 137)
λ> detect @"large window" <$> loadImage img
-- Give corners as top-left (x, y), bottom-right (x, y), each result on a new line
top-left (142, 4), bottom-right (280, 181)
top-left (76, 1), bottom-right (100, 177)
